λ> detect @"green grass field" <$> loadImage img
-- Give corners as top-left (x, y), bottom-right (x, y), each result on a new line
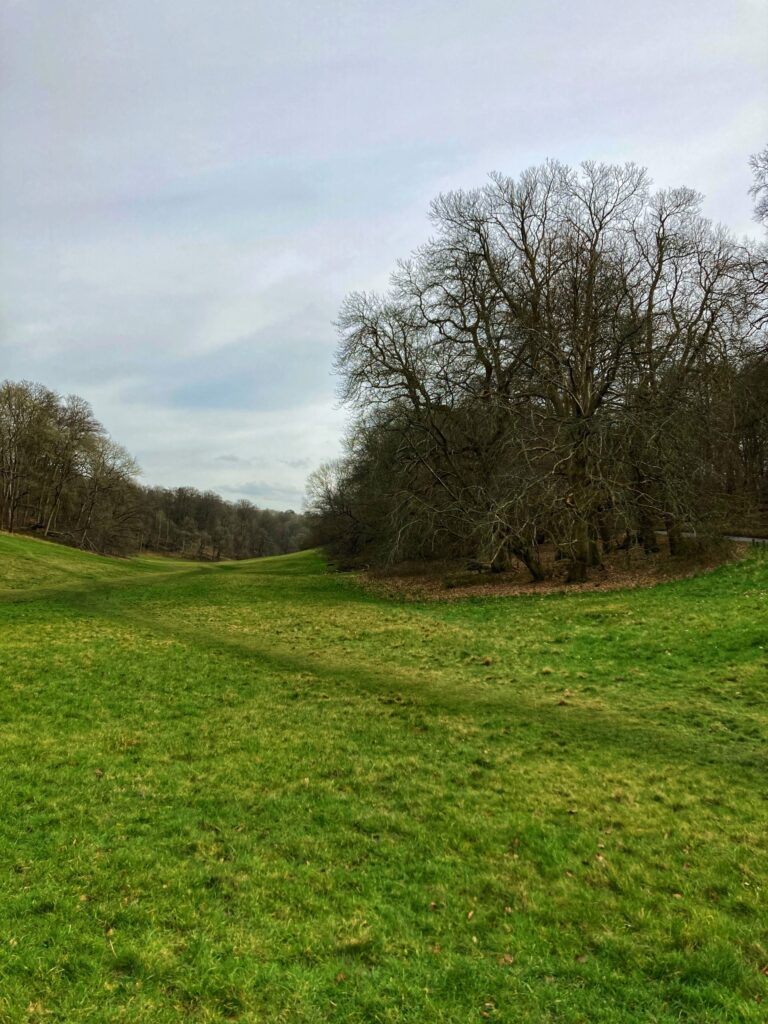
top-left (0, 533), bottom-right (766, 1023)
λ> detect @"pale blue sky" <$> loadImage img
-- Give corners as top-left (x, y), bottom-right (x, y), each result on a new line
top-left (1, 0), bottom-right (766, 508)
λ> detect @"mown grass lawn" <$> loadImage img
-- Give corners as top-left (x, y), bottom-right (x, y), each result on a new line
top-left (0, 533), bottom-right (766, 1023)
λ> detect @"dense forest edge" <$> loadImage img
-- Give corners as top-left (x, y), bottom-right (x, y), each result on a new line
top-left (0, 379), bottom-right (310, 560)
top-left (3, 156), bottom-right (767, 577)
top-left (307, 158), bottom-right (768, 582)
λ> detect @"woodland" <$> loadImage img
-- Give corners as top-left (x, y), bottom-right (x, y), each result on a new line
top-left (308, 159), bottom-right (768, 581)
top-left (3, 158), bottom-right (767, 575)
top-left (0, 379), bottom-right (308, 559)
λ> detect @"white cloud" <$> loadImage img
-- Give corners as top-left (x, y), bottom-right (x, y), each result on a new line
top-left (1, 0), bottom-right (766, 505)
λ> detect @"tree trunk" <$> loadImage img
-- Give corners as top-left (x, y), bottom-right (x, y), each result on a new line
top-left (597, 510), bottom-right (614, 554)
top-left (566, 519), bottom-right (597, 582)
top-left (665, 516), bottom-right (684, 557)
top-left (638, 514), bottom-right (659, 554)
top-left (512, 546), bottom-right (545, 582)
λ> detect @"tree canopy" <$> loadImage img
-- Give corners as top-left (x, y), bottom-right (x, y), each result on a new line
top-left (309, 160), bottom-right (768, 581)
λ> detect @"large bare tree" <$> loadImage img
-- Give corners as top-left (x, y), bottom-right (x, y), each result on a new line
top-left (319, 161), bottom-right (765, 581)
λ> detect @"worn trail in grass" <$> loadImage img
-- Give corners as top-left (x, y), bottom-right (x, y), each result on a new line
top-left (0, 533), bottom-right (766, 1023)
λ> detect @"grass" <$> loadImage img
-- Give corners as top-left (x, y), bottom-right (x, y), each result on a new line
top-left (0, 531), bottom-right (766, 1023)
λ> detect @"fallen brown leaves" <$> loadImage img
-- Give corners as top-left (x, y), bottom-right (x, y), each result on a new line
top-left (360, 544), bottom-right (747, 603)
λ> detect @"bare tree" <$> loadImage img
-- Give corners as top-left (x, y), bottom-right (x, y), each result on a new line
top-left (749, 146), bottom-right (768, 228)
top-left (323, 161), bottom-right (765, 581)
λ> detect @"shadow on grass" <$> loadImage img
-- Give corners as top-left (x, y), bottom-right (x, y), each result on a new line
top-left (4, 550), bottom-right (765, 779)
top-left (99, 602), bottom-right (768, 781)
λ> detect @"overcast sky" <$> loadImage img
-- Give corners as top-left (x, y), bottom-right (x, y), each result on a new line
top-left (1, 0), bottom-right (766, 509)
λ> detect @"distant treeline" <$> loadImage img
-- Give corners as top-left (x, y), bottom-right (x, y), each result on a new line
top-left (308, 160), bottom-right (768, 581)
top-left (0, 379), bottom-right (309, 559)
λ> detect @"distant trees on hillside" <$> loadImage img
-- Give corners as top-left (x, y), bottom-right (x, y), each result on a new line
top-left (0, 380), bottom-right (309, 559)
top-left (308, 160), bottom-right (768, 581)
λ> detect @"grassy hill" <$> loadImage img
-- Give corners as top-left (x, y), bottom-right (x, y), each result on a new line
top-left (0, 533), bottom-right (766, 1023)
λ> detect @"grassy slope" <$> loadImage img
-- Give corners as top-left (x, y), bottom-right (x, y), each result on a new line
top-left (0, 533), bottom-right (193, 590)
top-left (0, 533), bottom-right (766, 1023)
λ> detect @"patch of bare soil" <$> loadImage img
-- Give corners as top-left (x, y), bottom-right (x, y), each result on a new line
top-left (360, 542), bottom-right (749, 602)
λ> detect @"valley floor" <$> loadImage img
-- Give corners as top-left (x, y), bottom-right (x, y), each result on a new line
top-left (0, 534), bottom-right (766, 1022)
